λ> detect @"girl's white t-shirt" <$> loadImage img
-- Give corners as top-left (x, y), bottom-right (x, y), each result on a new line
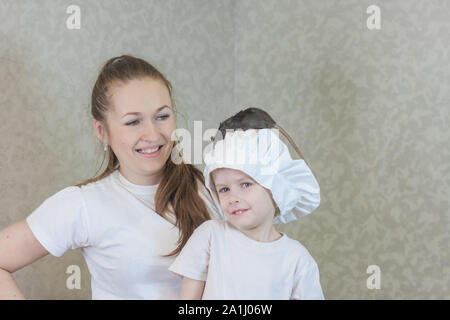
top-left (26, 170), bottom-right (222, 299)
top-left (169, 220), bottom-right (324, 300)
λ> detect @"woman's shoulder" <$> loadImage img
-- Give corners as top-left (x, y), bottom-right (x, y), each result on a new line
top-left (77, 171), bottom-right (117, 190)
top-left (76, 171), bottom-right (120, 198)
top-left (43, 185), bottom-right (84, 204)
top-left (38, 172), bottom-right (119, 213)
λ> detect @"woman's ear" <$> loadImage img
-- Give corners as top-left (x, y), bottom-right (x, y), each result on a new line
top-left (93, 119), bottom-right (108, 144)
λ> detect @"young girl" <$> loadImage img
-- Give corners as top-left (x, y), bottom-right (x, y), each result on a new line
top-left (169, 108), bottom-right (324, 299)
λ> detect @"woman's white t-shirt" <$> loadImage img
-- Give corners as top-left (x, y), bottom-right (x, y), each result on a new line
top-left (169, 220), bottom-right (324, 300)
top-left (26, 170), bottom-right (222, 299)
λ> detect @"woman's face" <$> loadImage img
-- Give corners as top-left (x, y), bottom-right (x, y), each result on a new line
top-left (94, 77), bottom-right (176, 185)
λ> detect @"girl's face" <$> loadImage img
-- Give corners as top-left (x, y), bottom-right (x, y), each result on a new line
top-left (211, 168), bottom-right (277, 235)
top-left (94, 77), bottom-right (176, 185)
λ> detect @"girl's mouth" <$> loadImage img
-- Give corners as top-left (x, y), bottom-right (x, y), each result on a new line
top-left (232, 209), bottom-right (248, 215)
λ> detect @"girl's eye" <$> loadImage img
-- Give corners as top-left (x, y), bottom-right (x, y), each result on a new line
top-left (218, 187), bottom-right (229, 193)
top-left (126, 120), bottom-right (140, 126)
top-left (242, 182), bottom-right (252, 188)
top-left (156, 114), bottom-right (170, 121)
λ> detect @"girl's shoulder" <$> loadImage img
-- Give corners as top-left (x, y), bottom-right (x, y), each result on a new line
top-left (282, 234), bottom-right (316, 261)
top-left (197, 219), bottom-right (226, 232)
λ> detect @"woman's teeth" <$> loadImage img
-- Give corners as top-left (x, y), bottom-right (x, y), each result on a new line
top-left (137, 146), bottom-right (160, 154)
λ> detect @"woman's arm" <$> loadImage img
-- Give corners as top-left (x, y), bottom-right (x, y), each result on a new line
top-left (179, 276), bottom-right (205, 300)
top-left (0, 219), bottom-right (49, 299)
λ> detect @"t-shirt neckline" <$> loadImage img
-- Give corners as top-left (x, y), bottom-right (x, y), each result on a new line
top-left (225, 221), bottom-right (287, 251)
top-left (113, 170), bottom-right (160, 195)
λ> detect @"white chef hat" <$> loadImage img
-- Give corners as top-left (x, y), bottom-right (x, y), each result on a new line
top-left (203, 128), bottom-right (320, 224)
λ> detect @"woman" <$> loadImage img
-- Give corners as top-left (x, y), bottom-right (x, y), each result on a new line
top-left (0, 55), bottom-right (222, 299)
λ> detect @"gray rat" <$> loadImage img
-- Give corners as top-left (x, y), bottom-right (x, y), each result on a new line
top-left (213, 107), bottom-right (306, 162)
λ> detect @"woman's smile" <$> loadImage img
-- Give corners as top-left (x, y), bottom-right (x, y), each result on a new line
top-left (135, 144), bottom-right (164, 158)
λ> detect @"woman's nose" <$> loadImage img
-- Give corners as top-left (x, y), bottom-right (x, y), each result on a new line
top-left (142, 122), bottom-right (160, 140)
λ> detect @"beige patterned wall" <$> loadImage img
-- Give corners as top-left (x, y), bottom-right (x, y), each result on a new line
top-left (232, 0), bottom-right (450, 299)
top-left (0, 0), bottom-right (448, 299)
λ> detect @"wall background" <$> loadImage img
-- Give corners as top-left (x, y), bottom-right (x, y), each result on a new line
top-left (0, 0), bottom-right (448, 299)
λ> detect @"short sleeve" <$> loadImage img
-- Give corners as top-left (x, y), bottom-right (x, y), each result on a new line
top-left (168, 221), bottom-right (213, 281)
top-left (291, 253), bottom-right (325, 300)
top-left (26, 186), bottom-right (90, 257)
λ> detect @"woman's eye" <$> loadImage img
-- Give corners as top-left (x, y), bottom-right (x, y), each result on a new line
top-left (218, 187), bottom-right (229, 193)
top-left (242, 182), bottom-right (252, 188)
top-left (156, 114), bottom-right (170, 121)
top-left (126, 120), bottom-right (140, 126)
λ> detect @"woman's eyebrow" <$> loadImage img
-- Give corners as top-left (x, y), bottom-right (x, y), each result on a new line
top-left (122, 112), bottom-right (141, 118)
top-left (121, 105), bottom-right (171, 118)
top-left (157, 105), bottom-right (171, 112)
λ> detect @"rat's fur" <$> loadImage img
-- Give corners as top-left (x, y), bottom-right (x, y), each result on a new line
top-left (213, 107), bottom-right (305, 161)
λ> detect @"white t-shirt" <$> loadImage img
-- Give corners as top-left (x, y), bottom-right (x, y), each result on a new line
top-left (26, 170), bottom-right (222, 299)
top-left (169, 220), bottom-right (324, 300)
